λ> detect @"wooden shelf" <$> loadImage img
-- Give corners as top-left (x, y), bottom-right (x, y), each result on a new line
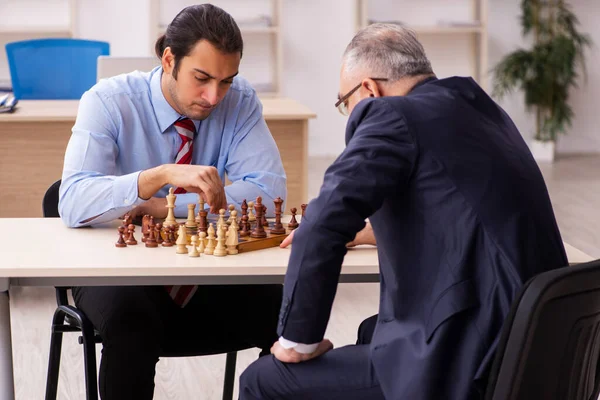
top-left (409, 25), bottom-right (483, 34)
top-left (357, 0), bottom-right (489, 91)
top-left (151, 0), bottom-right (283, 97)
top-left (158, 24), bottom-right (278, 35)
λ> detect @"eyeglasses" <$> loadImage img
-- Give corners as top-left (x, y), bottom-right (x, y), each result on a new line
top-left (335, 78), bottom-right (388, 116)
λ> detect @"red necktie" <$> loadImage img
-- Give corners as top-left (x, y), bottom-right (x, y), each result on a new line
top-left (166, 118), bottom-right (198, 307)
top-left (173, 118), bottom-right (195, 194)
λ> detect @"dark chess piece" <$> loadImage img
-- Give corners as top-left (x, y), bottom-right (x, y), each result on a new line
top-left (251, 197), bottom-right (267, 238)
top-left (162, 225), bottom-right (174, 247)
top-left (240, 214), bottom-right (250, 237)
top-left (155, 223), bottom-right (163, 244)
top-left (125, 224), bottom-right (138, 245)
top-left (115, 226), bottom-right (127, 248)
top-left (145, 224), bottom-right (158, 248)
top-left (288, 208), bottom-right (299, 230)
top-left (123, 214), bottom-right (132, 228)
top-left (261, 205), bottom-right (269, 227)
top-left (198, 210), bottom-right (208, 233)
top-left (240, 200), bottom-right (248, 230)
top-left (270, 197), bottom-right (286, 234)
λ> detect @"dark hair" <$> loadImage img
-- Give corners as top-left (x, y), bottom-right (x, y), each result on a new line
top-left (155, 4), bottom-right (243, 79)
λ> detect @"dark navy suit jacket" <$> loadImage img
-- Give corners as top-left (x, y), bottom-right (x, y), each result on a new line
top-left (277, 77), bottom-right (568, 399)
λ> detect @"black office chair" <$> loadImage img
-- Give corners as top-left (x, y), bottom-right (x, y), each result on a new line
top-left (485, 258), bottom-right (600, 400)
top-left (43, 180), bottom-right (238, 400)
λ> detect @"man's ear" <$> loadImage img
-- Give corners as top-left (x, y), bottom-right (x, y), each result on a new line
top-left (362, 78), bottom-right (382, 98)
top-left (162, 47), bottom-right (175, 75)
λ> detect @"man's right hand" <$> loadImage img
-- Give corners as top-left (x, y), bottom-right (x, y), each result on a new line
top-left (138, 164), bottom-right (227, 214)
top-left (280, 221), bottom-right (377, 249)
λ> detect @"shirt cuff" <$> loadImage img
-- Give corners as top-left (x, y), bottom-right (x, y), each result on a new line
top-left (112, 171), bottom-right (145, 208)
top-left (278, 337), bottom-right (319, 354)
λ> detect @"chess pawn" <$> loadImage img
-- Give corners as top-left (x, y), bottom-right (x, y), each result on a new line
top-left (126, 224), bottom-right (138, 245)
top-left (213, 224), bottom-right (228, 257)
top-left (162, 225), bottom-right (174, 247)
top-left (226, 204), bottom-right (236, 225)
top-left (145, 224), bottom-right (158, 248)
top-left (204, 223), bottom-right (216, 255)
top-left (185, 204), bottom-right (197, 229)
top-left (261, 205), bottom-right (269, 227)
top-left (217, 208), bottom-right (227, 230)
top-left (164, 187), bottom-right (178, 228)
top-left (247, 201), bottom-right (256, 222)
top-left (189, 236), bottom-right (200, 257)
top-left (176, 224), bottom-right (188, 254)
top-left (239, 214), bottom-right (250, 237)
top-left (115, 226), bottom-right (127, 248)
top-left (226, 223), bottom-right (239, 255)
top-left (197, 231), bottom-right (207, 253)
top-left (230, 210), bottom-right (239, 231)
top-left (155, 223), bottom-right (164, 245)
top-left (301, 204), bottom-right (307, 220)
top-left (288, 208), bottom-right (299, 230)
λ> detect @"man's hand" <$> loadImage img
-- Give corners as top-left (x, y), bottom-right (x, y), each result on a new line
top-left (271, 339), bottom-right (333, 363)
top-left (280, 221), bottom-right (377, 249)
top-left (128, 197), bottom-right (168, 220)
top-left (347, 221), bottom-right (376, 247)
top-left (280, 228), bottom-right (295, 248)
top-left (138, 164), bottom-right (227, 213)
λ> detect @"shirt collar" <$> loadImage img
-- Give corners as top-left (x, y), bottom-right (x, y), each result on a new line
top-left (150, 67), bottom-right (200, 134)
top-left (408, 76), bottom-right (438, 94)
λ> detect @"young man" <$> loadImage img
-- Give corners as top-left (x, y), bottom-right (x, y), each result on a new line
top-left (239, 23), bottom-right (567, 400)
top-left (59, 4), bottom-right (285, 399)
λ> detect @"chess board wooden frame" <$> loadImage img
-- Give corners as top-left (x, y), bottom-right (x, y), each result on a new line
top-left (236, 224), bottom-right (293, 253)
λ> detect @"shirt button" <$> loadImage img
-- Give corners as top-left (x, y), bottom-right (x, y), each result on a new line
top-left (124, 199), bottom-right (130, 205)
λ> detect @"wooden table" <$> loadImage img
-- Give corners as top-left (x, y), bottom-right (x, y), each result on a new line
top-left (0, 98), bottom-right (316, 218)
top-left (0, 218), bottom-right (593, 399)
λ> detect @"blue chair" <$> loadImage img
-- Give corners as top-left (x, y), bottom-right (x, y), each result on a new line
top-left (5, 38), bottom-right (109, 100)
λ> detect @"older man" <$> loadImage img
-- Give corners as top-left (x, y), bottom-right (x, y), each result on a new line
top-left (239, 23), bottom-right (567, 400)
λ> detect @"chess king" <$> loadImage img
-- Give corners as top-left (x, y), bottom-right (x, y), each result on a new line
top-left (57, 4), bottom-right (285, 399)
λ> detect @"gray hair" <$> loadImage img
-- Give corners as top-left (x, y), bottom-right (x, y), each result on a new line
top-left (343, 23), bottom-right (433, 81)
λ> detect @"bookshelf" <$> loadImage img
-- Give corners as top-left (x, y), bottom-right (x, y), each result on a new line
top-left (150, 0), bottom-right (283, 97)
top-left (356, 0), bottom-right (489, 91)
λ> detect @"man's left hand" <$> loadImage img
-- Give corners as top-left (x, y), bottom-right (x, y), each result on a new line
top-left (270, 339), bottom-right (333, 363)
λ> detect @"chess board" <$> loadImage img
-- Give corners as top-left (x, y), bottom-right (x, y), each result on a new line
top-left (119, 195), bottom-right (302, 255)
top-left (236, 223), bottom-right (292, 253)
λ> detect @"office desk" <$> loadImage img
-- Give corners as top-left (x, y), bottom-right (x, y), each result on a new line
top-left (0, 218), bottom-right (594, 399)
top-left (0, 98), bottom-right (316, 218)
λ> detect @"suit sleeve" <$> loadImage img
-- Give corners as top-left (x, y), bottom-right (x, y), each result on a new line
top-left (277, 98), bottom-right (417, 343)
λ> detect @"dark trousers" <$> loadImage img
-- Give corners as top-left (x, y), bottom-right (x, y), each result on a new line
top-left (72, 284), bottom-right (282, 400)
top-left (239, 314), bottom-right (384, 400)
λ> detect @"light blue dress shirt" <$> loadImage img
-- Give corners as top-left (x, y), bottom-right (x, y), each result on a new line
top-left (59, 67), bottom-right (287, 227)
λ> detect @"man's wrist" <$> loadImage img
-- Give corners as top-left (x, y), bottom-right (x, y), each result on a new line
top-left (138, 165), bottom-right (170, 200)
top-left (278, 337), bottom-right (319, 354)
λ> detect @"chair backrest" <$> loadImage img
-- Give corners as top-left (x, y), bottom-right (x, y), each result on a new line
top-left (96, 55), bottom-right (159, 81)
top-left (42, 180), bottom-right (61, 218)
top-left (6, 38), bottom-right (110, 100)
top-left (485, 259), bottom-right (600, 400)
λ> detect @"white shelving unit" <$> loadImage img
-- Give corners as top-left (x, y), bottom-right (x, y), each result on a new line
top-left (150, 0), bottom-right (283, 97)
top-left (356, 0), bottom-right (488, 91)
top-left (0, 0), bottom-right (78, 88)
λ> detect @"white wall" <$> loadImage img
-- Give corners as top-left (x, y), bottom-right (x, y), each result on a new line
top-left (2, 0), bottom-right (599, 156)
